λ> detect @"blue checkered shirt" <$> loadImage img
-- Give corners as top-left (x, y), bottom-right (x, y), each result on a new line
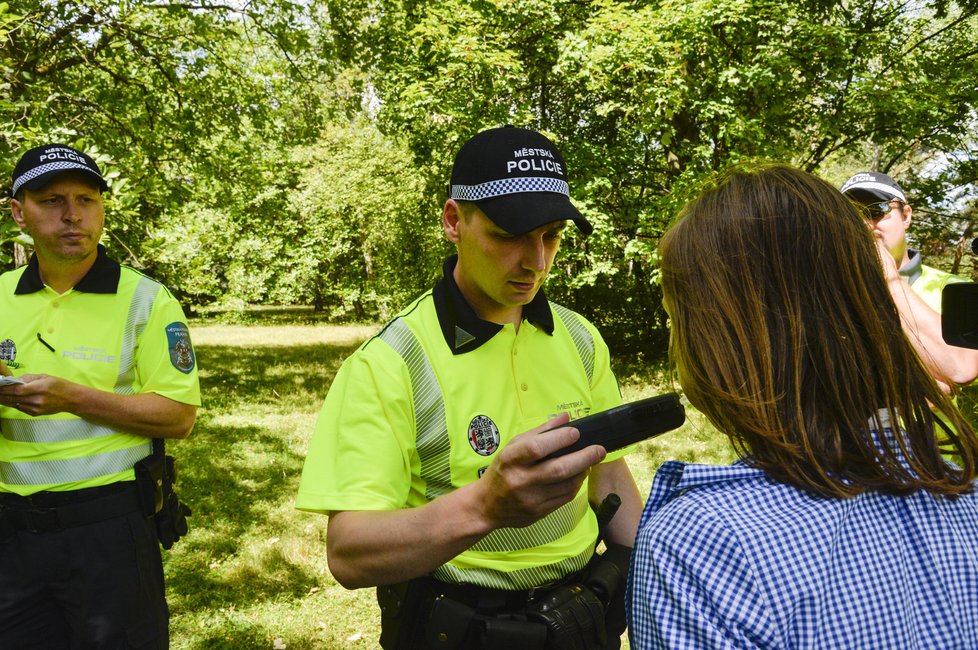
top-left (627, 459), bottom-right (978, 649)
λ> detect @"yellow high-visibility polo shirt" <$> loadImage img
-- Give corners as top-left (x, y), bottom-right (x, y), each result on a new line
top-left (0, 247), bottom-right (201, 495)
top-left (297, 256), bottom-right (624, 590)
top-left (912, 265), bottom-right (964, 313)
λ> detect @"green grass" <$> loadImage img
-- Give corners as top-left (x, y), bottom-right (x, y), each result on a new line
top-left (168, 323), bottom-right (732, 649)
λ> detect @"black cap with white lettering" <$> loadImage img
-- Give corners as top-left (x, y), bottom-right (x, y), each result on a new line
top-left (840, 171), bottom-right (907, 204)
top-left (447, 126), bottom-right (592, 236)
top-left (10, 143), bottom-right (109, 197)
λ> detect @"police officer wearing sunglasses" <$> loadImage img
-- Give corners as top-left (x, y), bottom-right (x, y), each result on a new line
top-left (841, 171), bottom-right (978, 391)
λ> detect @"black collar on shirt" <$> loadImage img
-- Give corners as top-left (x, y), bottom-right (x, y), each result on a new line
top-left (432, 255), bottom-right (555, 355)
top-left (14, 244), bottom-right (121, 295)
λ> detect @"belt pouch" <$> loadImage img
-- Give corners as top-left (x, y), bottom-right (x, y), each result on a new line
top-left (585, 544), bottom-right (630, 605)
top-left (425, 595), bottom-right (475, 650)
top-left (378, 578), bottom-right (436, 650)
top-left (152, 437), bottom-right (192, 549)
top-left (134, 453), bottom-right (164, 516)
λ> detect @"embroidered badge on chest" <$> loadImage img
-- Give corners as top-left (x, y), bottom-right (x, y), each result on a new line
top-left (0, 339), bottom-right (18, 368)
top-left (467, 415), bottom-right (500, 456)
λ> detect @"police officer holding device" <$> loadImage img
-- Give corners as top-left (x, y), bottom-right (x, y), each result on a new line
top-left (0, 143), bottom-right (200, 648)
top-left (296, 126), bottom-right (643, 649)
top-left (841, 171), bottom-right (978, 391)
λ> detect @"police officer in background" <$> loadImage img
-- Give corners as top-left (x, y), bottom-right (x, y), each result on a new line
top-left (297, 126), bottom-right (642, 649)
top-left (0, 143), bottom-right (201, 648)
top-left (841, 171), bottom-right (978, 392)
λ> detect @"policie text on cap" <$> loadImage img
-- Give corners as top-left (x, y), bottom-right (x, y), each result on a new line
top-left (10, 144), bottom-right (109, 198)
top-left (447, 126), bottom-right (593, 236)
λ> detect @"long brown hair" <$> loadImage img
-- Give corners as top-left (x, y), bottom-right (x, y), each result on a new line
top-left (660, 164), bottom-right (977, 497)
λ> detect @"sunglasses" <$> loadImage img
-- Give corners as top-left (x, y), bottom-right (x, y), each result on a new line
top-left (859, 201), bottom-right (904, 220)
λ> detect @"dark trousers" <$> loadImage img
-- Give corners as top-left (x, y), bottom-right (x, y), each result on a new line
top-left (0, 498), bottom-right (168, 649)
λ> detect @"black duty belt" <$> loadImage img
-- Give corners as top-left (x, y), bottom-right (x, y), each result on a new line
top-left (428, 577), bottom-right (550, 612)
top-left (0, 481), bottom-right (143, 535)
top-left (378, 545), bottom-right (632, 650)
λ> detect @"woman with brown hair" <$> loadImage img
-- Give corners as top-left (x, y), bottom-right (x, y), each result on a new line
top-left (627, 164), bottom-right (978, 649)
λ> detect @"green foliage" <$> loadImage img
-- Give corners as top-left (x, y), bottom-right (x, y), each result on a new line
top-left (170, 321), bottom-right (732, 648)
top-left (146, 120), bottom-right (300, 310)
top-left (0, 0), bottom-right (332, 268)
top-left (341, 0), bottom-right (978, 354)
top-left (281, 120), bottom-right (440, 320)
top-left (149, 119), bottom-right (442, 319)
top-left (1, 0), bottom-right (977, 356)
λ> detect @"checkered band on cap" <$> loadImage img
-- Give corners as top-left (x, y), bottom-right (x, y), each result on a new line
top-left (450, 177), bottom-right (570, 202)
top-left (12, 161), bottom-right (99, 196)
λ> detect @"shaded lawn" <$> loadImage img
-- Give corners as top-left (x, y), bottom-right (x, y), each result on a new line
top-left (168, 324), bottom-right (384, 649)
top-left (166, 322), bottom-right (732, 649)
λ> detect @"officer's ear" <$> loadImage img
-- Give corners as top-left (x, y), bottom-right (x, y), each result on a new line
top-left (902, 203), bottom-right (912, 229)
top-left (443, 200), bottom-right (463, 244)
top-left (10, 198), bottom-right (26, 229)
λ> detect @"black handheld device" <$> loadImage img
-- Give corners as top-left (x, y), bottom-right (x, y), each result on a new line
top-left (942, 282), bottom-right (978, 349)
top-left (544, 392), bottom-right (686, 459)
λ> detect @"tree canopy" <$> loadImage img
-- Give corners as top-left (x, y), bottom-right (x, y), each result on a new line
top-left (3, 0), bottom-right (977, 354)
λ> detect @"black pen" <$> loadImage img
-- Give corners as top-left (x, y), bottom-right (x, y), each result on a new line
top-left (37, 333), bottom-right (55, 352)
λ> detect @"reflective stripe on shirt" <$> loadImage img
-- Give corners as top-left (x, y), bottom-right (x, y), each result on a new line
top-left (0, 442), bottom-right (152, 485)
top-left (379, 306), bottom-right (597, 589)
top-left (0, 275), bottom-right (160, 486)
top-left (379, 318), bottom-right (452, 502)
top-left (1, 419), bottom-right (119, 443)
top-left (552, 302), bottom-right (594, 384)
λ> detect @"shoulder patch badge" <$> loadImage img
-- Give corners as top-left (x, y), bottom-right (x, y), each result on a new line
top-left (467, 415), bottom-right (500, 456)
top-left (166, 322), bottom-right (196, 374)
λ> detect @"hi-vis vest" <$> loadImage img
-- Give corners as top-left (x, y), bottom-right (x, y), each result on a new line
top-left (379, 302), bottom-right (595, 504)
top-left (381, 303), bottom-right (600, 588)
top-left (295, 289), bottom-right (625, 589)
top-left (910, 264), bottom-right (963, 314)
top-left (0, 269), bottom-right (173, 495)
